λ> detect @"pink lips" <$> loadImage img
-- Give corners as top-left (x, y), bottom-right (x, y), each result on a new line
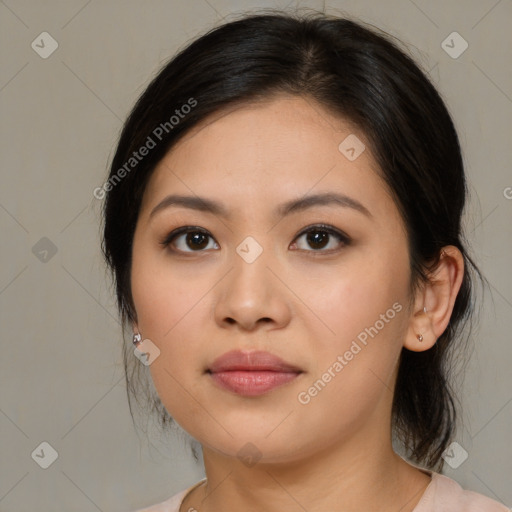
top-left (207, 350), bottom-right (303, 396)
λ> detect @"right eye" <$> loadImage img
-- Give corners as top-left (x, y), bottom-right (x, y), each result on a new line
top-left (160, 226), bottom-right (219, 253)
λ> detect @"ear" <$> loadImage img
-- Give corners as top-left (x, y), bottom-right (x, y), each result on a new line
top-left (404, 246), bottom-right (464, 352)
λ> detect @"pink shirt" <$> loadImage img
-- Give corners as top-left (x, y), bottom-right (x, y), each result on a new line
top-left (133, 472), bottom-right (509, 512)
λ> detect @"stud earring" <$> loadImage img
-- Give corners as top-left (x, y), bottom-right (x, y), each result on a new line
top-left (133, 333), bottom-right (142, 345)
top-left (423, 306), bottom-right (428, 313)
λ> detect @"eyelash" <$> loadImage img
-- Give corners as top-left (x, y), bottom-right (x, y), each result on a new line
top-left (159, 224), bottom-right (351, 256)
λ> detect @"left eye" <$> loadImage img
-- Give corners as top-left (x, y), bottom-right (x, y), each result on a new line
top-left (160, 224), bottom-right (350, 254)
top-left (291, 224), bottom-right (350, 253)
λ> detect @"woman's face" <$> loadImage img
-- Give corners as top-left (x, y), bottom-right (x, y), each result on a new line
top-left (131, 95), bottom-right (414, 463)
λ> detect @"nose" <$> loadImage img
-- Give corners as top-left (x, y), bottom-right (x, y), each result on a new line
top-left (213, 248), bottom-right (291, 332)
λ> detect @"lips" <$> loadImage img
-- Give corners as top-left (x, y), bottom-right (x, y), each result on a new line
top-left (208, 350), bottom-right (303, 373)
top-left (207, 350), bottom-right (303, 396)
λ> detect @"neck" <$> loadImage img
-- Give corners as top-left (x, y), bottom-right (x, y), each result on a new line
top-left (185, 423), bottom-right (432, 512)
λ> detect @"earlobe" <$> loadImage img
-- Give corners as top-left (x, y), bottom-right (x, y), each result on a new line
top-left (415, 306), bottom-right (428, 343)
top-left (132, 323), bottom-right (141, 346)
top-left (404, 246), bottom-right (464, 352)
top-left (404, 305), bottom-right (435, 352)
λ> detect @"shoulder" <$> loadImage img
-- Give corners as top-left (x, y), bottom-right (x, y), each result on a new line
top-left (131, 479), bottom-right (207, 512)
top-left (414, 472), bottom-right (509, 512)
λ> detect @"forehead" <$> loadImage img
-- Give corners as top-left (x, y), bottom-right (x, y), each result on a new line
top-left (139, 95), bottom-right (397, 226)
top-left (167, 94), bottom-right (363, 169)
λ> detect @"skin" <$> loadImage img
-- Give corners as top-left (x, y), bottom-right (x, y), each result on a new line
top-left (130, 94), bottom-right (464, 512)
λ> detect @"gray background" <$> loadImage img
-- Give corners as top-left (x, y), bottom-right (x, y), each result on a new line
top-left (0, 0), bottom-right (511, 511)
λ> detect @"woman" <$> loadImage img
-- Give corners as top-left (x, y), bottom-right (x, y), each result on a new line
top-left (101, 10), bottom-right (508, 512)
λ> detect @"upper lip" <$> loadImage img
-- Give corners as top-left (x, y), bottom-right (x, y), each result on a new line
top-left (208, 350), bottom-right (303, 373)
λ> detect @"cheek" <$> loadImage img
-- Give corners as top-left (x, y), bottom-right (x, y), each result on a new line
top-left (292, 277), bottom-right (408, 440)
top-left (131, 241), bottom-right (196, 339)
top-left (130, 241), bottom-right (210, 409)
top-left (292, 247), bottom-right (410, 406)
top-left (297, 251), bottom-right (410, 349)
top-left (131, 265), bottom-right (212, 395)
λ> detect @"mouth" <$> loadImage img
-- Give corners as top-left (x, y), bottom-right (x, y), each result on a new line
top-left (206, 350), bottom-right (304, 397)
top-left (208, 369), bottom-right (303, 396)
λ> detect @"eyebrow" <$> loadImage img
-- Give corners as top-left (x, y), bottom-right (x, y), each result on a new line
top-left (149, 192), bottom-right (372, 220)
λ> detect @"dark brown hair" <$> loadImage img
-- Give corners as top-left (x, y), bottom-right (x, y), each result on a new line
top-left (101, 9), bottom-right (483, 471)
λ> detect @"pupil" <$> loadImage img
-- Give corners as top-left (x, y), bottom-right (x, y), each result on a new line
top-left (308, 231), bottom-right (328, 249)
top-left (187, 232), bottom-right (208, 250)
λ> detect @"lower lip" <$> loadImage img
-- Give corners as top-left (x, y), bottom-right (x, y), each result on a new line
top-left (209, 370), bottom-right (301, 396)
